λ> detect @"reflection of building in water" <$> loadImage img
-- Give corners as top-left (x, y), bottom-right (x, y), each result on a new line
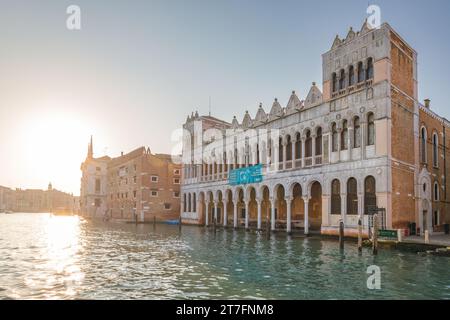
top-left (80, 137), bottom-right (181, 221)
top-left (0, 183), bottom-right (75, 213)
top-left (181, 21), bottom-right (450, 237)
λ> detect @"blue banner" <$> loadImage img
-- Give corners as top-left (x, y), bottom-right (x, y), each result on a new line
top-left (229, 164), bottom-right (263, 186)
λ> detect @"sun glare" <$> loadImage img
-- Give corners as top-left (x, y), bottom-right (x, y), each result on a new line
top-left (19, 107), bottom-right (91, 192)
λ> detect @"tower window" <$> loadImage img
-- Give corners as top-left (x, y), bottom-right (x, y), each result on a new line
top-left (366, 58), bottom-right (374, 79)
top-left (349, 65), bottom-right (355, 86)
top-left (339, 69), bottom-right (346, 90)
top-left (357, 61), bottom-right (365, 83)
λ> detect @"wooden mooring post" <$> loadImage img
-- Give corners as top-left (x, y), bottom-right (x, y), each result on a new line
top-left (179, 216), bottom-right (182, 232)
top-left (372, 213), bottom-right (378, 255)
top-left (153, 216), bottom-right (156, 229)
top-left (339, 220), bottom-right (344, 250)
top-left (358, 218), bottom-right (363, 253)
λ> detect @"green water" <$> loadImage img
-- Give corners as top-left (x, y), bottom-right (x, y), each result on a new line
top-left (0, 213), bottom-right (448, 299)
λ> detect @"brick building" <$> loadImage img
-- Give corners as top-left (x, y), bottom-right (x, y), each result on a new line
top-left (80, 138), bottom-right (181, 222)
top-left (107, 147), bottom-right (181, 221)
top-left (180, 20), bottom-right (449, 236)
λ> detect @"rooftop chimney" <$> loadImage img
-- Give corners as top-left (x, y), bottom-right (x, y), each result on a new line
top-left (424, 99), bottom-right (431, 109)
top-left (121, 151), bottom-right (124, 156)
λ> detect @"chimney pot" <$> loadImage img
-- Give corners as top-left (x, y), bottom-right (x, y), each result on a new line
top-left (424, 99), bottom-right (431, 109)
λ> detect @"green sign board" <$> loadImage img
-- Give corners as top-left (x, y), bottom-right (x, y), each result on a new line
top-left (378, 229), bottom-right (397, 239)
top-left (229, 164), bottom-right (263, 186)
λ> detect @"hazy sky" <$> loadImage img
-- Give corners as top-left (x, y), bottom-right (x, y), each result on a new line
top-left (1, 0), bottom-right (450, 195)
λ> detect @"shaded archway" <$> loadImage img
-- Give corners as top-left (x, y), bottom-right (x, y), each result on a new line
top-left (198, 192), bottom-right (206, 225)
top-left (274, 184), bottom-right (286, 229)
top-left (245, 186), bottom-right (257, 228)
top-left (291, 183), bottom-right (305, 231)
top-left (206, 191), bottom-right (214, 226)
top-left (224, 189), bottom-right (233, 226)
top-left (260, 185), bottom-right (271, 230)
top-left (235, 187), bottom-right (245, 227)
top-left (216, 190), bottom-right (223, 224)
top-left (309, 181), bottom-right (322, 230)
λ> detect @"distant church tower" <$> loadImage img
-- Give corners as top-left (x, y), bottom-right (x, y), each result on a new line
top-left (87, 135), bottom-right (93, 159)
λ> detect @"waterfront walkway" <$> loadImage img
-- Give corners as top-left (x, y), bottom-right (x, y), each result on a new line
top-left (403, 233), bottom-right (450, 247)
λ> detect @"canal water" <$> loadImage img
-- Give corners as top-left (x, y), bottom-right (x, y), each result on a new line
top-left (0, 213), bottom-right (448, 299)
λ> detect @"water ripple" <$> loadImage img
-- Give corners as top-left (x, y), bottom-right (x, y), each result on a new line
top-left (0, 213), bottom-right (449, 299)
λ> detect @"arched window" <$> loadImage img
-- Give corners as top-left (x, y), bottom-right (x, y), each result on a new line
top-left (357, 61), bottom-right (365, 83)
top-left (347, 178), bottom-right (358, 215)
top-left (434, 182), bottom-right (439, 202)
top-left (349, 65), bottom-right (355, 86)
top-left (364, 176), bottom-right (376, 214)
top-left (268, 140), bottom-right (272, 165)
top-left (367, 113), bottom-right (375, 146)
top-left (354, 116), bottom-right (361, 148)
top-left (339, 69), bottom-right (346, 90)
top-left (256, 144), bottom-right (260, 164)
top-left (295, 133), bottom-right (301, 159)
top-left (332, 73), bottom-right (338, 92)
top-left (332, 123), bottom-right (339, 152)
top-left (188, 193), bottom-right (192, 212)
top-left (341, 120), bottom-right (348, 150)
top-left (433, 132), bottom-right (438, 167)
top-left (183, 194), bottom-right (186, 212)
top-left (315, 127), bottom-right (322, 156)
top-left (193, 193), bottom-right (197, 212)
top-left (331, 179), bottom-right (341, 215)
top-left (366, 58), bottom-right (374, 79)
top-left (223, 152), bottom-right (228, 172)
top-left (420, 127), bottom-right (427, 163)
top-left (278, 137), bottom-right (283, 163)
top-left (305, 130), bottom-right (312, 157)
top-left (234, 148), bottom-right (239, 167)
top-left (286, 135), bottom-right (292, 161)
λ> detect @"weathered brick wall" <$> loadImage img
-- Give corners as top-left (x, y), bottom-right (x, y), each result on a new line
top-left (107, 149), bottom-right (181, 221)
top-left (419, 108), bottom-right (450, 227)
top-left (389, 31), bottom-right (418, 229)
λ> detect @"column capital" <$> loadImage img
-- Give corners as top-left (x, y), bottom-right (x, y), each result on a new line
top-left (285, 196), bottom-right (293, 203)
top-left (302, 196), bottom-right (311, 202)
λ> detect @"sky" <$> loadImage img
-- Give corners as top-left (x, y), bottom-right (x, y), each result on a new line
top-left (1, 0), bottom-right (450, 195)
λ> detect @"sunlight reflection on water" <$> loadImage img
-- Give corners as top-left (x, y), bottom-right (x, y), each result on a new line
top-left (0, 213), bottom-right (449, 300)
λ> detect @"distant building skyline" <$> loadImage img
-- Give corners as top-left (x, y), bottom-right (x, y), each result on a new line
top-left (1, 0), bottom-right (450, 195)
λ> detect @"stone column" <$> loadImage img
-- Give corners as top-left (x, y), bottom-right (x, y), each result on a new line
top-left (223, 199), bottom-right (228, 227)
top-left (291, 140), bottom-right (296, 167)
top-left (301, 137), bottom-right (306, 168)
top-left (312, 134), bottom-right (317, 166)
top-left (286, 197), bottom-right (292, 234)
top-left (233, 200), bottom-right (238, 228)
top-left (337, 128), bottom-right (342, 162)
top-left (257, 198), bottom-right (262, 230)
top-left (303, 196), bottom-right (310, 235)
top-left (213, 201), bottom-right (218, 223)
top-left (270, 198), bottom-right (276, 231)
top-left (348, 127), bottom-right (353, 161)
top-left (361, 121), bottom-right (367, 160)
top-left (205, 201), bottom-right (210, 226)
top-left (244, 200), bottom-right (249, 229)
top-left (273, 144), bottom-right (280, 171)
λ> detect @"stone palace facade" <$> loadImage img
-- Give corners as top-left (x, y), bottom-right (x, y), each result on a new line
top-left (180, 21), bottom-right (450, 237)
